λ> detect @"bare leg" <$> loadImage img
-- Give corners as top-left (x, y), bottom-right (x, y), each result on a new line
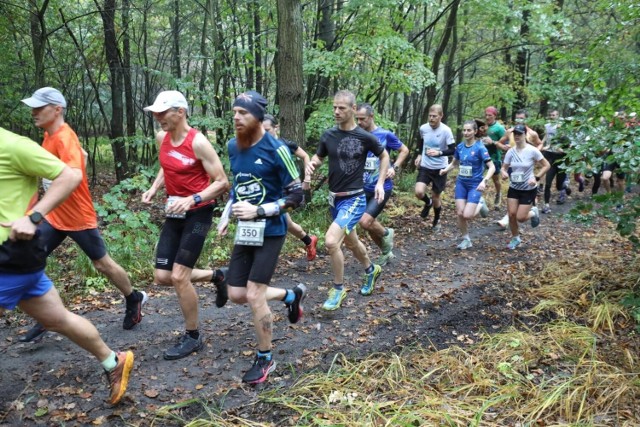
top-left (325, 222), bottom-right (347, 284)
top-left (93, 254), bottom-right (133, 297)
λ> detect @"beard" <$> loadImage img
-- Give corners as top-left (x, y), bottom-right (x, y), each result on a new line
top-left (236, 118), bottom-right (263, 149)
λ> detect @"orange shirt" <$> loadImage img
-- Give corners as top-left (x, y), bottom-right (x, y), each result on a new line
top-left (42, 123), bottom-right (97, 230)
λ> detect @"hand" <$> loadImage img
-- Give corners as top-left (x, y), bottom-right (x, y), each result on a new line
top-left (0, 217), bottom-right (37, 241)
top-left (528, 178), bottom-right (537, 186)
top-left (305, 162), bottom-right (316, 178)
top-left (217, 218), bottom-right (229, 236)
top-left (426, 148), bottom-right (439, 157)
top-left (232, 201), bottom-right (258, 220)
top-left (385, 167), bottom-right (396, 179)
top-left (141, 188), bottom-right (156, 204)
top-left (374, 184), bottom-right (385, 204)
top-left (167, 196), bottom-right (193, 214)
top-left (414, 157), bottom-right (420, 167)
top-left (439, 168), bottom-right (448, 176)
top-left (302, 181), bottom-right (311, 191)
top-left (483, 137), bottom-right (493, 145)
top-left (476, 180), bottom-right (487, 192)
top-left (501, 170), bottom-right (509, 180)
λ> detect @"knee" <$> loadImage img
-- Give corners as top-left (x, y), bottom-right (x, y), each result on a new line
top-left (245, 287), bottom-right (266, 309)
top-left (325, 236), bottom-right (341, 253)
top-left (462, 212), bottom-right (474, 221)
top-left (359, 216), bottom-right (374, 230)
top-left (92, 257), bottom-right (113, 276)
top-left (154, 271), bottom-right (172, 286)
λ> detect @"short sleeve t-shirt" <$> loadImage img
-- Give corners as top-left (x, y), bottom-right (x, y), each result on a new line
top-left (486, 122), bottom-right (506, 161)
top-left (42, 123), bottom-right (97, 231)
top-left (228, 133), bottom-right (299, 236)
top-left (0, 128), bottom-right (65, 244)
top-left (317, 126), bottom-right (384, 193)
top-left (364, 127), bottom-right (403, 193)
top-left (419, 122), bottom-right (454, 170)
top-left (503, 144), bottom-right (543, 191)
top-left (454, 140), bottom-right (491, 182)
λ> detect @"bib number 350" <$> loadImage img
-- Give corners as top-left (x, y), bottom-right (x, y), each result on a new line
top-left (234, 220), bottom-right (266, 246)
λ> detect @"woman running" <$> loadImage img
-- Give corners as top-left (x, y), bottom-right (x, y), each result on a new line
top-left (440, 120), bottom-right (495, 249)
top-left (500, 124), bottom-right (550, 249)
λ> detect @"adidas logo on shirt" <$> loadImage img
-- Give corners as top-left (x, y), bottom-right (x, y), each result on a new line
top-left (255, 159), bottom-right (263, 164)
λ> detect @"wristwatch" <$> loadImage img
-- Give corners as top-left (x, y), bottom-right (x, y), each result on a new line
top-left (192, 194), bottom-right (202, 205)
top-left (256, 206), bottom-right (266, 217)
top-left (26, 210), bottom-right (44, 225)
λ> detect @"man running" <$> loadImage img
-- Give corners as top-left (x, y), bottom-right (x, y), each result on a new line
top-left (19, 87), bottom-right (147, 343)
top-left (414, 104), bottom-right (456, 231)
top-left (355, 103), bottom-right (409, 265)
top-left (481, 107), bottom-right (507, 209)
top-left (262, 114), bottom-right (318, 261)
top-left (0, 127), bottom-right (133, 405)
top-left (217, 91), bottom-right (307, 384)
top-left (306, 90), bottom-right (389, 310)
top-left (142, 90), bottom-right (230, 360)
top-left (541, 109), bottom-right (571, 212)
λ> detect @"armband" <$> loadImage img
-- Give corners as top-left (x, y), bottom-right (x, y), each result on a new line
top-left (220, 199), bottom-right (233, 222)
top-left (257, 202), bottom-right (281, 217)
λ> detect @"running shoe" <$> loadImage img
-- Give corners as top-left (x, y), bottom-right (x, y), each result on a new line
top-left (542, 204), bottom-right (551, 214)
top-left (507, 236), bottom-right (522, 250)
top-left (578, 177), bottom-right (585, 192)
top-left (432, 223), bottom-right (442, 232)
top-left (106, 350), bottom-right (134, 405)
top-left (457, 238), bottom-right (473, 250)
top-left (360, 264), bottom-right (382, 296)
top-left (377, 251), bottom-right (396, 266)
top-left (322, 288), bottom-right (347, 311)
top-left (497, 214), bottom-right (509, 229)
top-left (123, 291), bottom-right (149, 330)
top-left (213, 267), bottom-right (229, 308)
top-left (163, 333), bottom-right (203, 360)
top-left (478, 197), bottom-right (489, 218)
top-left (493, 192), bottom-right (502, 210)
top-left (19, 322), bottom-right (47, 343)
top-left (557, 190), bottom-right (566, 205)
top-left (242, 356), bottom-right (276, 384)
top-left (286, 284), bottom-right (307, 324)
top-left (420, 199), bottom-right (433, 219)
top-left (530, 206), bottom-right (540, 228)
top-left (380, 228), bottom-right (394, 255)
top-left (305, 235), bottom-right (318, 261)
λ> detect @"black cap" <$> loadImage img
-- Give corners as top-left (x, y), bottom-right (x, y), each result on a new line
top-left (513, 124), bottom-right (526, 134)
top-left (232, 91), bottom-right (268, 121)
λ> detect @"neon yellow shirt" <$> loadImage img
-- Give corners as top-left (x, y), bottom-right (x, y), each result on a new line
top-left (0, 127), bottom-right (65, 244)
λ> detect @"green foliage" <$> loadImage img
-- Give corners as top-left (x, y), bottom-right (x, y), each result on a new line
top-left (621, 292), bottom-right (640, 332)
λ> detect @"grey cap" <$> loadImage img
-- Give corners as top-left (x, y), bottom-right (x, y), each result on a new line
top-left (143, 90), bottom-right (189, 113)
top-left (21, 87), bottom-right (67, 108)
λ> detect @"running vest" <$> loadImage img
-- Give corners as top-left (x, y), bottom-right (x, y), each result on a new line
top-left (160, 128), bottom-right (214, 207)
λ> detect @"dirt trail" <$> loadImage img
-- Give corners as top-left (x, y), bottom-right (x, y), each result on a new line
top-left (0, 191), bottom-right (610, 426)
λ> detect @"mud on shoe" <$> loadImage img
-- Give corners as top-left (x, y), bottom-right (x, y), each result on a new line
top-left (19, 322), bottom-right (47, 343)
top-left (242, 356), bottom-right (276, 384)
top-left (287, 283), bottom-right (307, 324)
top-left (163, 333), bottom-right (203, 360)
top-left (123, 291), bottom-right (149, 330)
top-left (360, 264), bottom-right (382, 296)
top-left (106, 351), bottom-right (134, 405)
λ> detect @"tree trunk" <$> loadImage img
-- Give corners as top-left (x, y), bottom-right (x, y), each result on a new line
top-left (171, 0), bottom-right (181, 79)
top-left (305, 0), bottom-right (335, 119)
top-left (122, 0), bottom-right (135, 140)
top-left (276, 0), bottom-right (305, 146)
top-left (254, 0), bottom-right (263, 94)
top-left (28, 0), bottom-right (50, 88)
top-left (514, 4), bottom-right (530, 112)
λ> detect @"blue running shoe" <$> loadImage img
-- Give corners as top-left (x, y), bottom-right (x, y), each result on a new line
top-left (507, 236), bottom-right (522, 250)
top-left (360, 264), bottom-right (382, 296)
top-left (322, 288), bottom-right (347, 311)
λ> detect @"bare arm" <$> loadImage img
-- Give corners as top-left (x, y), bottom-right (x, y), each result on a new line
top-left (142, 132), bottom-right (166, 203)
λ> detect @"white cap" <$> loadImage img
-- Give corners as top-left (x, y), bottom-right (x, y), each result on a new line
top-left (21, 87), bottom-right (67, 108)
top-left (143, 90), bottom-right (189, 113)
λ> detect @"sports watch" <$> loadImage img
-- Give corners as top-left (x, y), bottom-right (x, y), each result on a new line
top-left (192, 194), bottom-right (202, 205)
top-left (26, 210), bottom-right (44, 225)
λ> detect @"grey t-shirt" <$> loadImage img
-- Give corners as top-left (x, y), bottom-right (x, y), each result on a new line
top-left (503, 145), bottom-right (543, 191)
top-left (419, 122), bottom-right (454, 170)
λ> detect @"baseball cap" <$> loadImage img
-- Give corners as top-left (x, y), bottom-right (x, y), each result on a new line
top-left (144, 90), bottom-right (189, 113)
top-left (513, 124), bottom-right (526, 134)
top-left (21, 87), bottom-right (67, 108)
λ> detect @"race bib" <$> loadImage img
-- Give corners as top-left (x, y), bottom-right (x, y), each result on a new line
top-left (511, 172), bottom-right (525, 183)
top-left (365, 156), bottom-right (378, 171)
top-left (328, 193), bottom-right (335, 208)
top-left (165, 196), bottom-right (186, 219)
top-left (234, 220), bottom-right (266, 246)
top-left (459, 165), bottom-right (472, 178)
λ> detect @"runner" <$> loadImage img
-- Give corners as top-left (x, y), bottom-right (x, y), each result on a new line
top-left (500, 124), bottom-right (550, 249)
top-left (262, 114), bottom-right (318, 261)
top-left (481, 107), bottom-right (507, 210)
top-left (306, 90), bottom-right (389, 310)
top-left (440, 120), bottom-right (495, 249)
top-left (541, 109), bottom-right (571, 213)
top-left (19, 87), bottom-right (147, 343)
top-left (0, 127), bottom-right (133, 405)
top-left (414, 104), bottom-right (456, 231)
top-left (217, 91), bottom-right (307, 384)
top-left (142, 90), bottom-right (230, 360)
top-left (355, 103), bottom-right (409, 265)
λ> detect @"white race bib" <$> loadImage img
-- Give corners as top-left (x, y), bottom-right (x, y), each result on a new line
top-left (328, 193), bottom-right (335, 208)
top-left (365, 157), bottom-right (378, 171)
top-left (459, 165), bottom-right (472, 178)
top-left (234, 220), bottom-right (266, 246)
top-left (511, 172), bottom-right (525, 183)
top-left (165, 196), bottom-right (186, 219)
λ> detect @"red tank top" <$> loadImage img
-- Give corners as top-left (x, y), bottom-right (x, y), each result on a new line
top-left (159, 128), bottom-right (214, 207)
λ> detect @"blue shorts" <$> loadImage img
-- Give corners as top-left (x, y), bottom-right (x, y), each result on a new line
top-left (455, 179), bottom-right (483, 204)
top-left (0, 270), bottom-right (52, 310)
top-left (330, 193), bottom-right (366, 234)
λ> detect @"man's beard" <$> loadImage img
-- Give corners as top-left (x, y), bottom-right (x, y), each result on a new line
top-left (236, 120), bottom-right (262, 149)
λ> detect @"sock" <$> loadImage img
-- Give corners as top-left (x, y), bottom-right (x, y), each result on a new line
top-left (187, 329), bottom-right (200, 339)
top-left (125, 291), bottom-right (139, 304)
top-left (433, 206), bottom-right (442, 226)
top-left (422, 195), bottom-right (432, 206)
top-left (333, 283), bottom-right (344, 291)
top-left (257, 350), bottom-right (272, 361)
top-left (282, 289), bottom-right (295, 304)
top-left (365, 264), bottom-right (374, 274)
top-left (462, 234), bottom-right (470, 240)
top-left (301, 235), bottom-right (312, 246)
top-left (212, 269), bottom-right (225, 284)
top-left (101, 351), bottom-right (118, 371)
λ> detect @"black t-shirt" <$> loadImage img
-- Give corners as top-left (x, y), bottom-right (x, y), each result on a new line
top-left (317, 126), bottom-right (384, 193)
top-left (280, 137), bottom-right (299, 155)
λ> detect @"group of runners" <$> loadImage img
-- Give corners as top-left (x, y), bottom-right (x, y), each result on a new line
top-left (1, 86), bottom-right (629, 404)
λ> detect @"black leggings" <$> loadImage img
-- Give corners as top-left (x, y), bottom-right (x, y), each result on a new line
top-left (543, 151), bottom-right (566, 204)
